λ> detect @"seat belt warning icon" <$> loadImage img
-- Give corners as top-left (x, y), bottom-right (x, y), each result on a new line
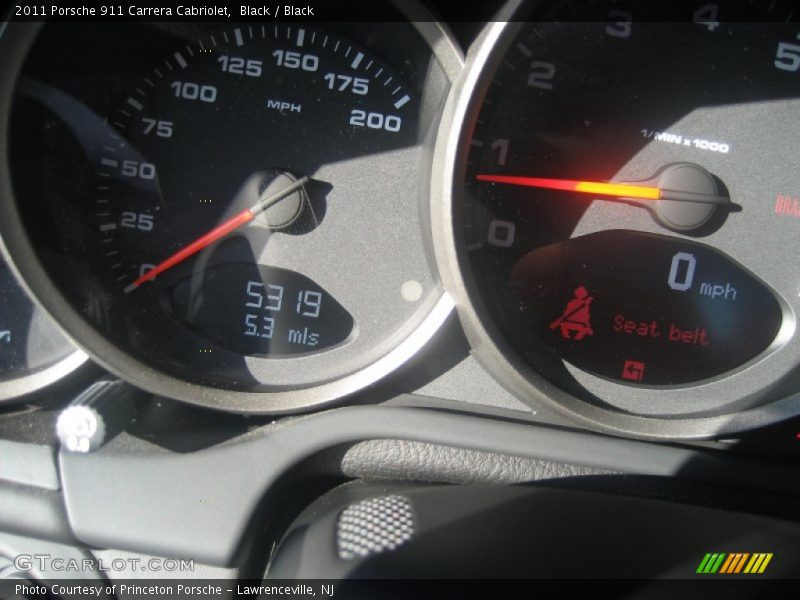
top-left (550, 286), bottom-right (594, 341)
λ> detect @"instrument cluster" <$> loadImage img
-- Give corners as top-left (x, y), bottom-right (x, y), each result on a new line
top-left (1, 0), bottom-right (798, 440)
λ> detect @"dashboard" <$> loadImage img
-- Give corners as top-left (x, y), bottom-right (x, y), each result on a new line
top-left (1, 0), bottom-right (800, 591)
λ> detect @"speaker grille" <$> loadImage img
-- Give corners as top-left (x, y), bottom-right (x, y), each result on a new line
top-left (337, 495), bottom-right (415, 559)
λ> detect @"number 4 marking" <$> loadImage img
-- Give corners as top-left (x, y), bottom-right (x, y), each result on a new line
top-left (693, 4), bottom-right (720, 31)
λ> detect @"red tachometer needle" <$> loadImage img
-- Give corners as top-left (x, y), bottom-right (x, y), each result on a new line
top-left (125, 176), bottom-right (309, 293)
top-left (475, 174), bottom-right (729, 205)
top-left (476, 175), bottom-right (660, 200)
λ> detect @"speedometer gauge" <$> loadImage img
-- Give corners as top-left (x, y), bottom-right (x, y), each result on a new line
top-left (0, 13), bottom-right (461, 413)
top-left (434, 0), bottom-right (800, 437)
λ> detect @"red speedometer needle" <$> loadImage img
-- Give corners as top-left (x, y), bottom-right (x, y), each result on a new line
top-left (475, 174), bottom-right (729, 205)
top-left (126, 176), bottom-right (309, 293)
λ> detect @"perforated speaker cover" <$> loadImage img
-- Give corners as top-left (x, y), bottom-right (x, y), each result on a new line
top-left (337, 494), bottom-right (416, 559)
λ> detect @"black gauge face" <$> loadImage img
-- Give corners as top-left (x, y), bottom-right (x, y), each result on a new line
top-left (0, 260), bottom-right (78, 395)
top-left (457, 3), bottom-right (799, 398)
top-left (7, 20), bottom-right (452, 400)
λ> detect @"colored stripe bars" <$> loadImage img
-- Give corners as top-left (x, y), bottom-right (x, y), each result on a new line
top-left (696, 553), bottom-right (773, 574)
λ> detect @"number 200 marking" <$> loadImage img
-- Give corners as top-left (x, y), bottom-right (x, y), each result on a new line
top-left (349, 110), bottom-right (401, 133)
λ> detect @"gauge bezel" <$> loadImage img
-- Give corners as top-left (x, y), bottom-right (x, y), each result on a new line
top-left (0, 346), bottom-right (87, 403)
top-left (431, 11), bottom-right (800, 439)
top-left (0, 8), bottom-right (462, 414)
top-left (0, 21), bottom-right (87, 404)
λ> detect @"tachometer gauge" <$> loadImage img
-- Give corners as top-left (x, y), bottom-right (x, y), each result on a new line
top-left (0, 13), bottom-right (461, 413)
top-left (0, 259), bottom-right (85, 402)
top-left (434, 0), bottom-right (800, 437)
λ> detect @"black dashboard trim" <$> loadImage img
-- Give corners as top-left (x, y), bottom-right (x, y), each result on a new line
top-left (58, 403), bottom-right (800, 566)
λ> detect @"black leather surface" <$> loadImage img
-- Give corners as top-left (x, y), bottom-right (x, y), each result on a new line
top-left (338, 439), bottom-right (617, 484)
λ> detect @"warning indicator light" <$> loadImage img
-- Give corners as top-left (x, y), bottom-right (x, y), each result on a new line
top-left (622, 360), bottom-right (646, 381)
top-left (550, 286), bottom-right (594, 341)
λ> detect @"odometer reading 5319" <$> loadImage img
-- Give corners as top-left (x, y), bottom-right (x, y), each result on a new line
top-left (171, 264), bottom-right (354, 356)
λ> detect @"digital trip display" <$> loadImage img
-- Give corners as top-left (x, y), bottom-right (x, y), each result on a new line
top-left (509, 231), bottom-right (783, 385)
top-left (171, 264), bottom-right (354, 357)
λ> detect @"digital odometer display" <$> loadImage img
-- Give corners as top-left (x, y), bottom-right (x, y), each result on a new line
top-left (510, 231), bottom-right (782, 385)
top-left (172, 264), bottom-right (354, 356)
